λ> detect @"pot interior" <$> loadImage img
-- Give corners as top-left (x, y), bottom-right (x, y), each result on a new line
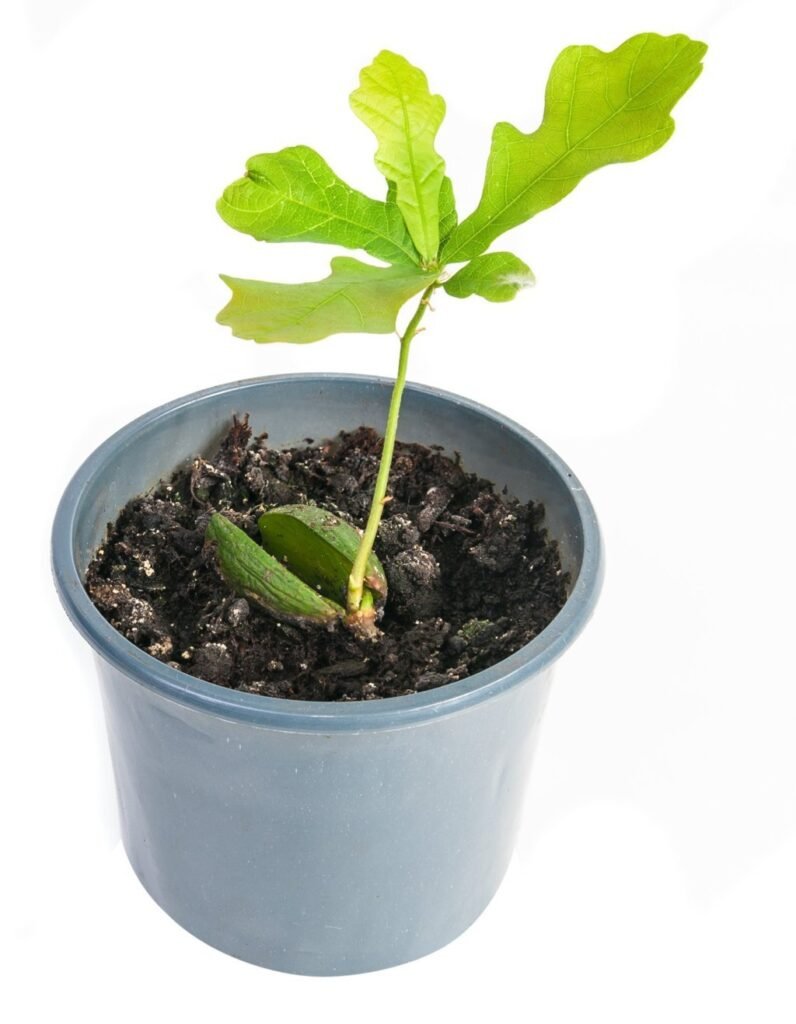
top-left (71, 377), bottom-right (588, 594)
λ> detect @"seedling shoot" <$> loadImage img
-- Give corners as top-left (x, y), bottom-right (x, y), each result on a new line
top-left (210, 34), bottom-right (706, 635)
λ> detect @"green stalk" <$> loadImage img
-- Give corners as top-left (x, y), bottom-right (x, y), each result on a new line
top-left (346, 280), bottom-right (438, 624)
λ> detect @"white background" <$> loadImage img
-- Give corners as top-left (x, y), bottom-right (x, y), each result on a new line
top-left (3, 0), bottom-right (795, 1019)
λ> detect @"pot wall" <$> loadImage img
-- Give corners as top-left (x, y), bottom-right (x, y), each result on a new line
top-left (99, 653), bottom-right (552, 974)
top-left (53, 375), bottom-right (602, 974)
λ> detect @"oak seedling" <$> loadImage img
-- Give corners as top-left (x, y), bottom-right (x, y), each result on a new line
top-left (209, 34), bottom-right (707, 635)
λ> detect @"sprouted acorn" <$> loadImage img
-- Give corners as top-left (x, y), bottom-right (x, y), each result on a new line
top-left (211, 34), bottom-right (706, 634)
top-left (205, 513), bottom-right (342, 626)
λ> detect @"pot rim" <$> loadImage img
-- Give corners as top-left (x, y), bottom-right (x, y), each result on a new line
top-left (52, 374), bottom-right (603, 732)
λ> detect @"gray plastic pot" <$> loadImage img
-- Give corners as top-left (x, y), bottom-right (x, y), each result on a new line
top-left (52, 374), bottom-right (602, 975)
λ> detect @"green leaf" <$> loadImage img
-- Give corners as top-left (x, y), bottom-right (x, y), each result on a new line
top-left (217, 145), bottom-right (420, 266)
top-left (438, 177), bottom-right (458, 248)
top-left (351, 50), bottom-right (446, 265)
top-left (444, 252), bottom-right (535, 302)
top-left (442, 33), bottom-right (707, 263)
top-left (217, 256), bottom-right (436, 344)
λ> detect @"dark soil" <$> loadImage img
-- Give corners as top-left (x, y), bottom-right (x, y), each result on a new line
top-left (86, 416), bottom-right (569, 701)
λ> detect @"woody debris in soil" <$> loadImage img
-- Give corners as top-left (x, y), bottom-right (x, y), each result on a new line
top-left (86, 416), bottom-right (569, 701)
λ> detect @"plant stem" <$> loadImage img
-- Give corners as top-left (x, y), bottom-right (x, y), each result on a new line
top-left (347, 281), bottom-right (438, 619)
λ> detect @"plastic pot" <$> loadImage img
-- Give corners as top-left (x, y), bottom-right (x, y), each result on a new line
top-left (52, 374), bottom-right (602, 975)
